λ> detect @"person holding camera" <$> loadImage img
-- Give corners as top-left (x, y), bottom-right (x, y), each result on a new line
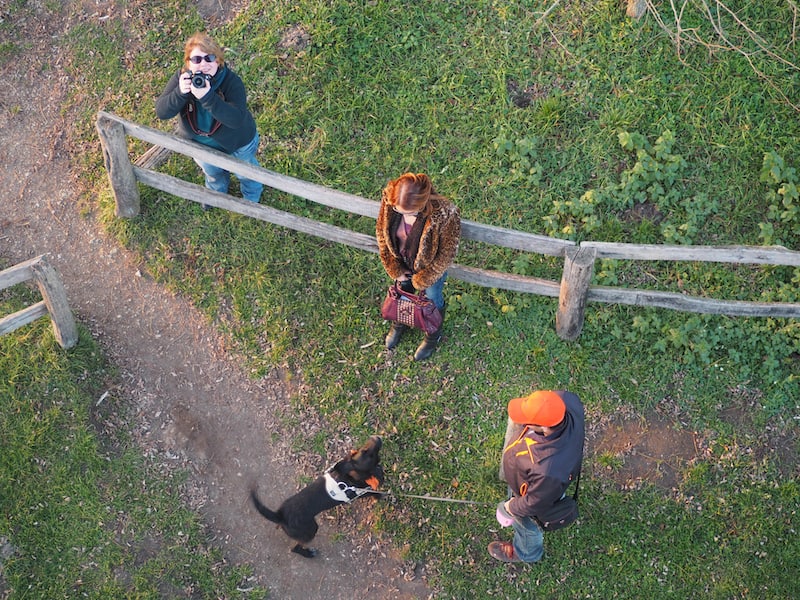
top-left (156, 32), bottom-right (263, 205)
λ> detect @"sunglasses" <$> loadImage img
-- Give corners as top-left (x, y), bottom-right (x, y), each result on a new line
top-left (188, 54), bottom-right (216, 64)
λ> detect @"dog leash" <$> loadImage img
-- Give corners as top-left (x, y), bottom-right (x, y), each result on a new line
top-left (376, 491), bottom-right (492, 506)
top-left (322, 475), bottom-right (492, 506)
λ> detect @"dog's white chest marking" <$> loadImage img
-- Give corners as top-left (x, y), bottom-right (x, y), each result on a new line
top-left (324, 471), bottom-right (372, 504)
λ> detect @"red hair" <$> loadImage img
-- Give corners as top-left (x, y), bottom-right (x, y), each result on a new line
top-left (183, 32), bottom-right (225, 68)
top-left (382, 172), bottom-right (443, 218)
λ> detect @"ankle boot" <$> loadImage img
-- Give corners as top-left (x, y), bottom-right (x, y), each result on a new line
top-left (413, 303), bottom-right (446, 361)
top-left (414, 329), bottom-right (442, 361)
top-left (385, 322), bottom-right (408, 349)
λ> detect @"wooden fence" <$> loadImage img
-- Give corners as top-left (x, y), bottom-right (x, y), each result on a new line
top-left (0, 255), bottom-right (78, 349)
top-left (96, 111), bottom-right (800, 340)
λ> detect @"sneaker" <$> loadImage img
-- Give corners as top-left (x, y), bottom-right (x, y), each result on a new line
top-left (488, 541), bottom-right (521, 563)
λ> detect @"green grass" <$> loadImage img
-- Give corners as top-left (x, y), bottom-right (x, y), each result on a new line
top-left (0, 286), bottom-right (266, 599)
top-left (6, 0), bottom-right (800, 598)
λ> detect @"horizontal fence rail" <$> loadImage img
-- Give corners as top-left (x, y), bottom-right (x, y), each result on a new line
top-left (0, 255), bottom-right (78, 348)
top-left (96, 111), bottom-right (800, 340)
top-left (581, 241), bottom-right (800, 266)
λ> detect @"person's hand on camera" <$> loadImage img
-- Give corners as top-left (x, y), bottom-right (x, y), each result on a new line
top-left (178, 71), bottom-right (193, 95)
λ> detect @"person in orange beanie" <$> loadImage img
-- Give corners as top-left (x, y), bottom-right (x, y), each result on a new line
top-left (489, 390), bottom-right (585, 563)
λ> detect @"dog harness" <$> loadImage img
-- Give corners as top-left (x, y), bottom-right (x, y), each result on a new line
top-left (323, 469), bottom-right (379, 504)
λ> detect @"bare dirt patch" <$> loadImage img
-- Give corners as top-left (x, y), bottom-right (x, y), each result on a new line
top-left (622, 200), bottom-right (664, 226)
top-left (589, 411), bottom-right (699, 491)
top-left (0, 2), bottom-right (429, 598)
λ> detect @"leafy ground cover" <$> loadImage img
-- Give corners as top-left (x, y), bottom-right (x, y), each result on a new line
top-left (3, 0), bottom-right (798, 598)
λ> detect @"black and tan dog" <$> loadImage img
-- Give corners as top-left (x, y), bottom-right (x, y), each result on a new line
top-left (250, 435), bottom-right (384, 558)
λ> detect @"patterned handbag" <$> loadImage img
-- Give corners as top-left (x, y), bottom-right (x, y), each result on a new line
top-left (381, 282), bottom-right (443, 335)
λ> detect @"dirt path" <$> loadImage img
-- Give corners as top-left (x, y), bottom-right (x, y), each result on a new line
top-left (0, 3), bottom-right (429, 598)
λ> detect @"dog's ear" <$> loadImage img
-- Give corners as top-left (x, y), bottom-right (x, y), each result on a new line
top-left (346, 468), bottom-right (361, 481)
top-left (345, 457), bottom-right (384, 484)
top-left (345, 467), bottom-right (374, 482)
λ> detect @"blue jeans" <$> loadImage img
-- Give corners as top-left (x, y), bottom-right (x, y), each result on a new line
top-left (510, 512), bottom-right (544, 563)
top-left (422, 272), bottom-right (447, 311)
top-left (195, 133), bottom-right (263, 202)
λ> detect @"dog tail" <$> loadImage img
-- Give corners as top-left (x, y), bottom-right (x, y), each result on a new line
top-left (250, 489), bottom-right (283, 524)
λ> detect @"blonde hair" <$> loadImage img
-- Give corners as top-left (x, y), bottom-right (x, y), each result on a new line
top-left (183, 32), bottom-right (225, 68)
top-left (382, 172), bottom-right (444, 218)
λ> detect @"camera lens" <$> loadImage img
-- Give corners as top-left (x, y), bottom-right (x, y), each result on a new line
top-left (191, 72), bottom-right (207, 88)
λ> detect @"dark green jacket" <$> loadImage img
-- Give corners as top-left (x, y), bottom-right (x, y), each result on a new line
top-left (155, 66), bottom-right (257, 153)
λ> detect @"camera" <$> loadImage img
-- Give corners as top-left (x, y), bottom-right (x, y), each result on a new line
top-left (190, 71), bottom-right (210, 88)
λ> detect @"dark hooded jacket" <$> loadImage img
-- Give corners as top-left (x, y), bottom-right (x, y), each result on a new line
top-left (502, 391), bottom-right (585, 524)
top-left (155, 66), bottom-right (257, 153)
top-left (376, 194), bottom-right (461, 291)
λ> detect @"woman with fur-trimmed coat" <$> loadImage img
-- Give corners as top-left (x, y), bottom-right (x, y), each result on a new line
top-left (376, 172), bottom-right (461, 361)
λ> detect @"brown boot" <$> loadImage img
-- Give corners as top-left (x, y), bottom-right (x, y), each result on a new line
top-left (385, 323), bottom-right (408, 349)
top-left (488, 541), bottom-right (521, 563)
top-left (413, 329), bottom-right (441, 361)
top-left (414, 304), bottom-right (445, 361)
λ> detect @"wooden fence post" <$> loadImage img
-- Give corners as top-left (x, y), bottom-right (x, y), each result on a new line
top-left (30, 257), bottom-right (79, 349)
top-left (96, 114), bottom-right (140, 217)
top-left (556, 245), bottom-right (597, 341)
